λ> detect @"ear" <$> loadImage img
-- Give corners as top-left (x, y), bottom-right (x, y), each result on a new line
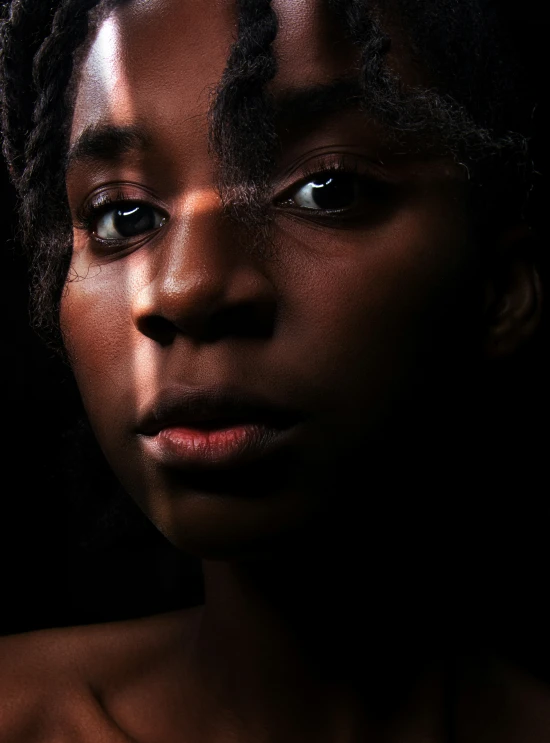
top-left (483, 226), bottom-right (543, 359)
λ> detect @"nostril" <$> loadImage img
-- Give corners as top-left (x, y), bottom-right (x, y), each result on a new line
top-left (206, 301), bottom-right (276, 341)
top-left (135, 299), bottom-right (276, 345)
top-left (137, 314), bottom-right (178, 346)
top-left (136, 302), bottom-right (275, 346)
top-left (131, 252), bottom-right (278, 344)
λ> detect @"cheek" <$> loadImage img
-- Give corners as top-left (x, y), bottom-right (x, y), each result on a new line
top-left (274, 198), bottom-right (480, 418)
top-left (59, 256), bottom-right (141, 443)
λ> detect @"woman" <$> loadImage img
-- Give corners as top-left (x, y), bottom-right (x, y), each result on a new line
top-left (0, 0), bottom-right (547, 740)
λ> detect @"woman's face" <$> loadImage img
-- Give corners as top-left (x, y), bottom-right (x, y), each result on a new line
top-left (62, 0), bottom-right (481, 557)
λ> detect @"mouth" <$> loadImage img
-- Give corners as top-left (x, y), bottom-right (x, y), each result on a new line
top-left (136, 386), bottom-right (303, 470)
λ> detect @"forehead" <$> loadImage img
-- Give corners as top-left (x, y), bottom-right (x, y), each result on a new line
top-left (70, 0), bottom-right (357, 145)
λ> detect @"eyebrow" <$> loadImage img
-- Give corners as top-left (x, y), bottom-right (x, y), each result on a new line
top-left (273, 78), bottom-right (364, 129)
top-left (65, 79), bottom-right (364, 172)
top-left (65, 123), bottom-right (152, 171)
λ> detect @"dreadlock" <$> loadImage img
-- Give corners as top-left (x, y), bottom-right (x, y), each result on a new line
top-left (0, 0), bottom-right (104, 344)
top-left (208, 0), bottom-right (279, 217)
top-left (0, 0), bottom-right (539, 348)
top-left (328, 0), bottom-right (533, 224)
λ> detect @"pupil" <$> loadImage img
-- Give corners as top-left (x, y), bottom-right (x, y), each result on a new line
top-left (114, 205), bottom-right (154, 237)
top-left (311, 175), bottom-right (356, 210)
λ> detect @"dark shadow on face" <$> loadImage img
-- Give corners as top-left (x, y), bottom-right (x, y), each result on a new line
top-left (62, 0), bottom-right (489, 564)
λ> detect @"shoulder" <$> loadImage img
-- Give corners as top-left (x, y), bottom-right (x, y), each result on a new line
top-left (0, 624), bottom-right (114, 742)
top-left (0, 627), bottom-right (80, 740)
top-left (0, 608), bottom-right (199, 742)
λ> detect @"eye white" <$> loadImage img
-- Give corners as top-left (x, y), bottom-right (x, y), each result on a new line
top-left (291, 178), bottom-right (335, 209)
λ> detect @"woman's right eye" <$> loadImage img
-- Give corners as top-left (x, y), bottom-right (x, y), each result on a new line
top-left (93, 202), bottom-right (166, 241)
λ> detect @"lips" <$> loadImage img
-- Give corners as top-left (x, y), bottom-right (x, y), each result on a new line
top-left (136, 385), bottom-right (303, 469)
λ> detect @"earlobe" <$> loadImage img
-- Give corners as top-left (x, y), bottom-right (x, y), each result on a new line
top-left (483, 229), bottom-right (543, 359)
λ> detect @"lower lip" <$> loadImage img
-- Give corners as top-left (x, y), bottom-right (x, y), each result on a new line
top-left (142, 422), bottom-right (293, 469)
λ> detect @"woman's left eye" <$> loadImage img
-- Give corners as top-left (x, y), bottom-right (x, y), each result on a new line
top-left (95, 203), bottom-right (166, 240)
top-left (283, 172), bottom-right (361, 211)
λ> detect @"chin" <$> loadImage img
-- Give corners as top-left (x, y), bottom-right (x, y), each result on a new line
top-left (123, 466), bottom-right (337, 561)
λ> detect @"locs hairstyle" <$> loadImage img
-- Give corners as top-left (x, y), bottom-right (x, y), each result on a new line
top-left (0, 0), bottom-right (537, 349)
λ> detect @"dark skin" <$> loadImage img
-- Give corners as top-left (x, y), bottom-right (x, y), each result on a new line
top-left (1, 0), bottom-right (545, 741)
top-left (62, 0), bottom-right (482, 557)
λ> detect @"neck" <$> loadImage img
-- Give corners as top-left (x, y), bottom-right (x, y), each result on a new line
top-left (187, 532), bottom-right (452, 742)
top-left (184, 434), bottom-right (486, 742)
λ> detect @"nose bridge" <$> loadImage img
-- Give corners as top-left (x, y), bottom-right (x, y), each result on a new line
top-left (133, 188), bottom-right (273, 336)
top-left (160, 188), bottom-right (231, 310)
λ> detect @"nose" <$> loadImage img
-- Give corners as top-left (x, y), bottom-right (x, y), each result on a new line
top-left (131, 191), bottom-right (277, 344)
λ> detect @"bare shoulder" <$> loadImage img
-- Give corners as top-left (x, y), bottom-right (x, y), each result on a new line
top-left (0, 626), bottom-right (89, 741)
top-left (0, 608), bottom-right (200, 742)
top-left (0, 623), bottom-right (121, 741)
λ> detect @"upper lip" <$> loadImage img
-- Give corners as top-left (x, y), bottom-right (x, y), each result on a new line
top-left (136, 385), bottom-right (303, 435)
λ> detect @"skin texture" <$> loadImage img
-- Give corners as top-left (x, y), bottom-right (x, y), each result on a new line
top-left (63, 0), bottom-right (481, 556)
top-left (52, 0), bottom-right (545, 740)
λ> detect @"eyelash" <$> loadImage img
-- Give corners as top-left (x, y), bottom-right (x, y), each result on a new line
top-left (74, 187), bottom-right (166, 242)
top-left (276, 153), bottom-right (393, 220)
top-left (75, 188), bottom-right (129, 231)
top-left (72, 155), bottom-right (392, 245)
top-left (290, 154), bottom-right (364, 185)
